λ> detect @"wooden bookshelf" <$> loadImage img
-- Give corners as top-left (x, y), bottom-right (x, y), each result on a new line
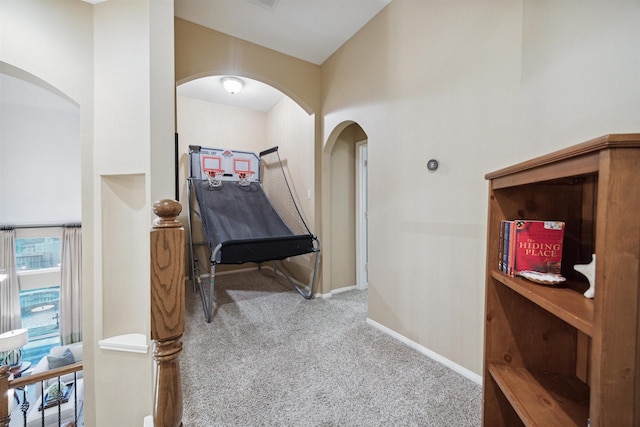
top-left (482, 134), bottom-right (640, 426)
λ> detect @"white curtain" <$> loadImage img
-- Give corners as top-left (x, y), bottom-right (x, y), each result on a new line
top-left (0, 229), bottom-right (22, 333)
top-left (60, 226), bottom-right (82, 344)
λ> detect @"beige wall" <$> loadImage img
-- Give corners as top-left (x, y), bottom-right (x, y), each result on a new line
top-left (322, 0), bottom-right (640, 377)
top-left (519, 2), bottom-right (640, 153)
top-left (175, 18), bottom-right (321, 114)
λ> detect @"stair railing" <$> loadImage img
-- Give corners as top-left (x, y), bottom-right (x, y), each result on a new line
top-left (0, 361), bottom-right (83, 427)
top-left (2, 198), bottom-right (185, 427)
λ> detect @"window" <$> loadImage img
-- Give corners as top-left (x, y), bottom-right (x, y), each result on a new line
top-left (20, 287), bottom-right (60, 365)
top-left (15, 230), bottom-right (63, 366)
top-left (16, 236), bottom-right (61, 270)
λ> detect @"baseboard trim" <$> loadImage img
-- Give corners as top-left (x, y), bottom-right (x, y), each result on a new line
top-left (366, 318), bottom-right (482, 385)
top-left (315, 284), bottom-right (358, 299)
top-left (331, 285), bottom-right (357, 294)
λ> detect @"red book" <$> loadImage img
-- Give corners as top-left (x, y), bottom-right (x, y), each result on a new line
top-left (513, 220), bottom-right (565, 275)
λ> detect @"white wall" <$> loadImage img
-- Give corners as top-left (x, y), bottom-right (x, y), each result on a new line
top-left (177, 96), bottom-right (267, 148)
top-left (0, 72), bottom-right (81, 225)
top-left (176, 95), bottom-right (268, 204)
top-left (93, 1), bottom-right (175, 425)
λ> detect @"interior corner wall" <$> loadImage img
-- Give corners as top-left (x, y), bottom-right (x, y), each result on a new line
top-left (266, 96), bottom-right (315, 230)
top-left (322, 1), bottom-right (524, 376)
top-left (266, 96), bottom-right (316, 282)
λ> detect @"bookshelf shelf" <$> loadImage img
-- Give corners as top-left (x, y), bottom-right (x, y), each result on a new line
top-left (490, 271), bottom-right (593, 336)
top-left (488, 364), bottom-right (589, 427)
top-left (482, 134), bottom-right (640, 427)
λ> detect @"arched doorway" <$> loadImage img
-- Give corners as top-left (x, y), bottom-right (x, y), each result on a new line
top-left (324, 122), bottom-right (368, 293)
top-left (176, 74), bottom-right (317, 284)
top-left (0, 64), bottom-right (82, 363)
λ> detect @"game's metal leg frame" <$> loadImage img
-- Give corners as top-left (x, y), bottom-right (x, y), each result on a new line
top-left (187, 177), bottom-right (217, 322)
top-left (187, 171), bottom-right (322, 322)
top-left (272, 236), bottom-right (321, 299)
top-left (200, 245), bottom-right (222, 323)
top-left (186, 178), bottom-right (200, 294)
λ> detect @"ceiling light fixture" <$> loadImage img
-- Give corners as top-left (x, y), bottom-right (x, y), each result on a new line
top-left (221, 76), bottom-right (245, 95)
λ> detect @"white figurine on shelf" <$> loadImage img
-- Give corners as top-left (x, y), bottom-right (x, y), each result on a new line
top-left (574, 254), bottom-right (596, 299)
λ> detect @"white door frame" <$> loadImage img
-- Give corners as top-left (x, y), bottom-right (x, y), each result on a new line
top-left (355, 140), bottom-right (368, 290)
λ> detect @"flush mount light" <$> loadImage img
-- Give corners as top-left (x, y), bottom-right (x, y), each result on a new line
top-left (221, 77), bottom-right (245, 95)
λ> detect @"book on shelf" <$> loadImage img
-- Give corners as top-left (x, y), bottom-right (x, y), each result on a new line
top-left (500, 220), bottom-right (565, 277)
top-left (499, 220), bottom-right (506, 271)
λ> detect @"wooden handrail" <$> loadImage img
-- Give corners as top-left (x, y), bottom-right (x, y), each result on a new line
top-left (150, 199), bottom-right (185, 427)
top-left (0, 361), bottom-right (84, 427)
top-left (11, 362), bottom-right (83, 389)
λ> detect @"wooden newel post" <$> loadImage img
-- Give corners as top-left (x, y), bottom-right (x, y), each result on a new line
top-left (151, 199), bottom-right (185, 427)
top-left (0, 365), bottom-right (10, 427)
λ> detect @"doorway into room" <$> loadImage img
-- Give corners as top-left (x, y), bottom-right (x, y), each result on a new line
top-left (326, 122), bottom-right (368, 294)
top-left (356, 140), bottom-right (368, 290)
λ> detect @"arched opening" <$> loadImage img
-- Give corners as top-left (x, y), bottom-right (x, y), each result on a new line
top-left (176, 74), bottom-right (317, 283)
top-left (324, 121), bottom-right (368, 294)
top-left (0, 64), bottom-right (82, 364)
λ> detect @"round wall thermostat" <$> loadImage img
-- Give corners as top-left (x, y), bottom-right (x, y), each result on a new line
top-left (427, 159), bottom-right (439, 171)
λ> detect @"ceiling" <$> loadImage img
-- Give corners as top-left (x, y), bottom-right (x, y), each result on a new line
top-left (2, 1), bottom-right (393, 114)
top-left (175, 0), bottom-right (392, 112)
top-left (174, 0), bottom-right (392, 65)
top-left (177, 75), bottom-right (286, 113)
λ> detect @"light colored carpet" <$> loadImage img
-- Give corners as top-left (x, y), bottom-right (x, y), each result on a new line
top-left (181, 269), bottom-right (481, 426)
